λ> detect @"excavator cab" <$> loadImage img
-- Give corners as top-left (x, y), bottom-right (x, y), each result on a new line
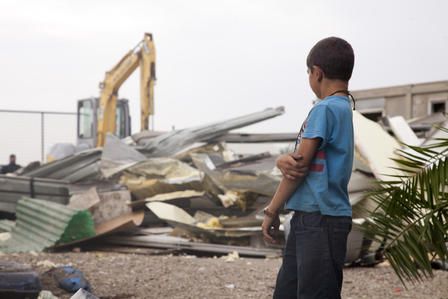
top-left (49, 33), bottom-right (154, 161)
top-left (77, 98), bottom-right (131, 148)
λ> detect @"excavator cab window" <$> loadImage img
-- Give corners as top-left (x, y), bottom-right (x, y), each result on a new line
top-left (78, 100), bottom-right (94, 139)
top-left (115, 103), bottom-right (126, 138)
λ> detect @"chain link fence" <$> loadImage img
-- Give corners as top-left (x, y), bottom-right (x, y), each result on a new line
top-left (0, 110), bottom-right (77, 166)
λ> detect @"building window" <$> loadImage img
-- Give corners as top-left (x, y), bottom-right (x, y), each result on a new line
top-left (431, 101), bottom-right (446, 114)
top-left (356, 97), bottom-right (386, 122)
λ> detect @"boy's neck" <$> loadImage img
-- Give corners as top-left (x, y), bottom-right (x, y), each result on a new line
top-left (318, 79), bottom-right (349, 99)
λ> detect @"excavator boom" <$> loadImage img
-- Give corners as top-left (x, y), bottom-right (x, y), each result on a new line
top-left (96, 33), bottom-right (156, 147)
top-left (140, 33), bottom-right (156, 131)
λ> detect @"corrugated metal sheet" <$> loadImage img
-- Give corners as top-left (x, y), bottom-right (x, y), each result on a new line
top-left (21, 149), bottom-right (102, 183)
top-left (0, 219), bottom-right (15, 232)
top-left (0, 197), bottom-right (95, 253)
top-left (138, 106), bottom-right (285, 157)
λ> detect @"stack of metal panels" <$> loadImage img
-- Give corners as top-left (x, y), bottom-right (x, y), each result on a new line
top-left (0, 175), bottom-right (69, 213)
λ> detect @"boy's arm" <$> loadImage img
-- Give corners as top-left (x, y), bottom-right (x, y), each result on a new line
top-left (276, 152), bottom-right (308, 180)
top-left (262, 137), bottom-right (321, 243)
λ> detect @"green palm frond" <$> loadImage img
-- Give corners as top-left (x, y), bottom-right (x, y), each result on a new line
top-left (365, 133), bottom-right (448, 285)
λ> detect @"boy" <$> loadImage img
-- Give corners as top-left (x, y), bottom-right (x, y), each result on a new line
top-left (262, 37), bottom-right (355, 299)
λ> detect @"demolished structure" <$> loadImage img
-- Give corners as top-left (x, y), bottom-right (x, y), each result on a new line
top-left (0, 106), bottom-right (444, 263)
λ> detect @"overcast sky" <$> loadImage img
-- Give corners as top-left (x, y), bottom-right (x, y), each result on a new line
top-left (1, 0), bottom-right (447, 163)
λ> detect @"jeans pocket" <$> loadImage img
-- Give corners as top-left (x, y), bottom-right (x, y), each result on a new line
top-left (298, 213), bottom-right (324, 232)
top-left (332, 220), bottom-right (352, 233)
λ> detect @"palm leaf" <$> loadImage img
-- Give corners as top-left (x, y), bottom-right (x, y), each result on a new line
top-left (365, 132), bottom-right (448, 284)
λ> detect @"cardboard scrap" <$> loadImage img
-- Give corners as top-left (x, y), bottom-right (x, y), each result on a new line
top-left (53, 211), bottom-right (144, 248)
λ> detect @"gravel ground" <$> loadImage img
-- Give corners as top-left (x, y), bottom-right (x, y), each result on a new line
top-left (1, 250), bottom-right (447, 299)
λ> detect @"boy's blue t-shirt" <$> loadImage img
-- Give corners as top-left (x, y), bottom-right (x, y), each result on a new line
top-left (285, 95), bottom-right (354, 217)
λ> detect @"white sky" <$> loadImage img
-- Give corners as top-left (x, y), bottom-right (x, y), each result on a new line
top-left (0, 0), bottom-right (448, 163)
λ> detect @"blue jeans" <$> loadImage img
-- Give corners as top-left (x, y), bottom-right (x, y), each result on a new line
top-left (273, 211), bottom-right (352, 299)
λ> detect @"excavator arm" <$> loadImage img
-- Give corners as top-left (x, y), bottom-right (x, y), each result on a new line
top-left (140, 33), bottom-right (156, 132)
top-left (96, 33), bottom-right (156, 147)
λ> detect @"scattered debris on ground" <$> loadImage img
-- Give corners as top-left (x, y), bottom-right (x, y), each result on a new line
top-left (1, 252), bottom-right (448, 299)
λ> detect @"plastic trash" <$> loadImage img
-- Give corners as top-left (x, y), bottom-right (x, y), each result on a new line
top-left (51, 266), bottom-right (91, 293)
top-left (70, 288), bottom-right (99, 299)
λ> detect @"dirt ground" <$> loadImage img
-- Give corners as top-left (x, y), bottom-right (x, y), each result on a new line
top-left (1, 250), bottom-right (447, 299)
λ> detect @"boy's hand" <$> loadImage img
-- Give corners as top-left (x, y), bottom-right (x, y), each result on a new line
top-left (276, 153), bottom-right (308, 180)
top-left (262, 211), bottom-right (280, 244)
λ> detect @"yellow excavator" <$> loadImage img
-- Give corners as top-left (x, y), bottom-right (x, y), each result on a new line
top-left (77, 33), bottom-right (156, 149)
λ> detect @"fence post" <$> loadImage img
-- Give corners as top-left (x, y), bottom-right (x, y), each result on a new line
top-left (0, 109), bottom-right (77, 163)
top-left (41, 112), bottom-right (45, 162)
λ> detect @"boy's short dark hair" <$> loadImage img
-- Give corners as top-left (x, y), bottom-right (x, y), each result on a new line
top-left (306, 37), bottom-right (354, 81)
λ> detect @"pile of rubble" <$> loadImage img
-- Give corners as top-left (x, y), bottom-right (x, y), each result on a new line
top-left (0, 106), bottom-right (446, 263)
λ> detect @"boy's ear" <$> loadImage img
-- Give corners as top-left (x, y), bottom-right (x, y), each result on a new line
top-left (316, 66), bottom-right (324, 82)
